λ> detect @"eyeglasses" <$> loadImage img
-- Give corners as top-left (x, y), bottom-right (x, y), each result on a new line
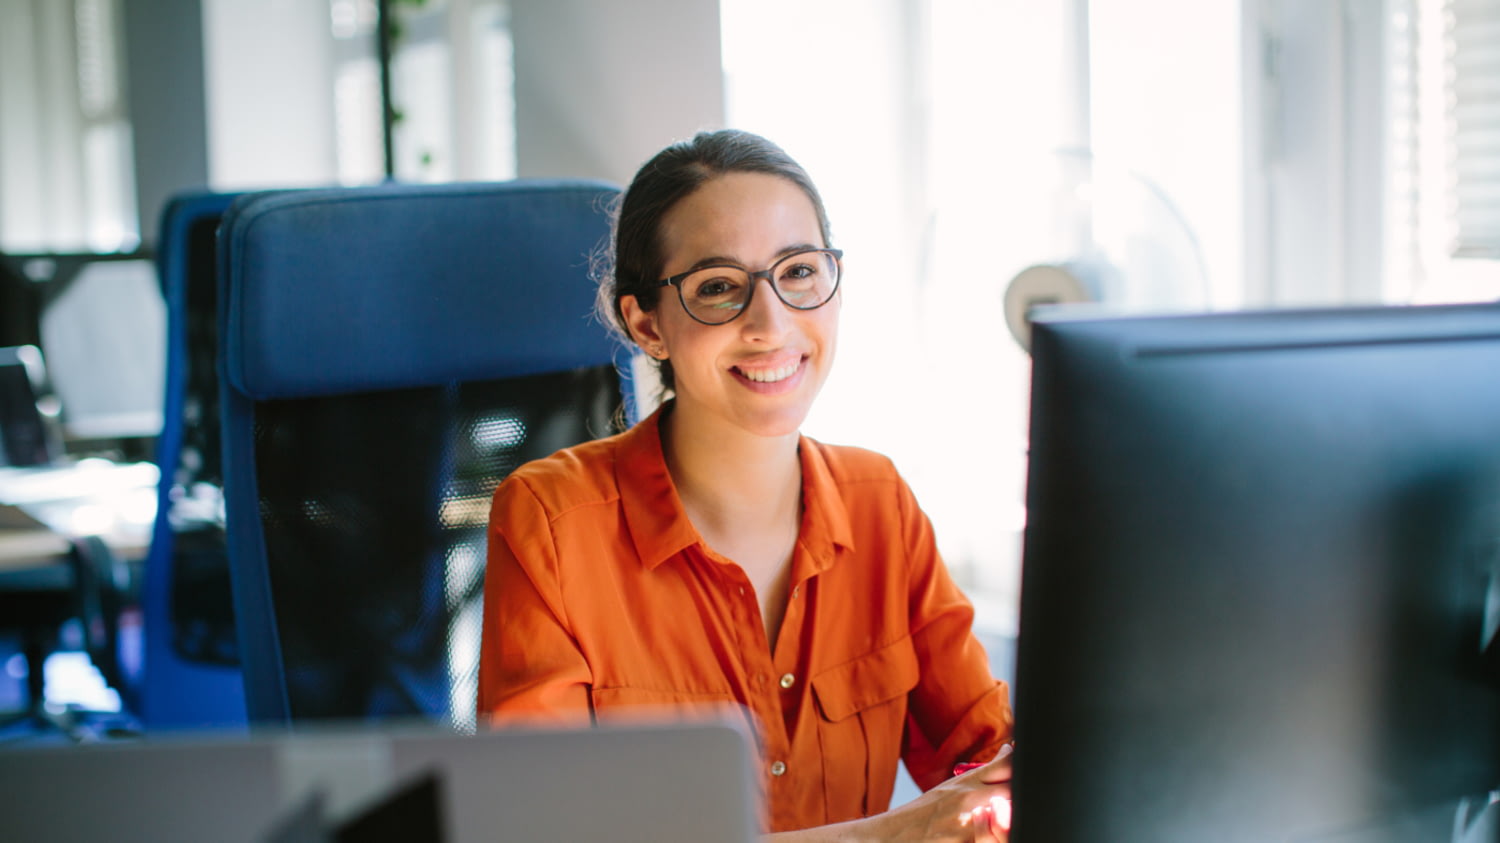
top-left (655, 248), bottom-right (844, 326)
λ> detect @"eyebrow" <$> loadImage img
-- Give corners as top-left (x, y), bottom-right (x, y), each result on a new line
top-left (682, 243), bottom-right (822, 273)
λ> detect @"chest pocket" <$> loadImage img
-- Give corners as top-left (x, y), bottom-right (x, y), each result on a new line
top-left (589, 685), bottom-right (741, 725)
top-left (810, 636), bottom-right (919, 822)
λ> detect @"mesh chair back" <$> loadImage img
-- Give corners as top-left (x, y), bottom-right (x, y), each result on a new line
top-left (218, 180), bottom-right (631, 729)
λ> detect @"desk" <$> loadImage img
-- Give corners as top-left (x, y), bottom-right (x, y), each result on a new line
top-left (0, 460), bottom-right (158, 551)
top-left (0, 460), bottom-right (157, 731)
top-left (0, 507), bottom-right (71, 570)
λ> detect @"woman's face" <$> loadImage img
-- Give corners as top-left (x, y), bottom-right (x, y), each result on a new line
top-left (623, 171), bottom-right (839, 440)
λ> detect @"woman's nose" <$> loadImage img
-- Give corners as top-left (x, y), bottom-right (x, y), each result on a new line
top-left (739, 277), bottom-right (792, 341)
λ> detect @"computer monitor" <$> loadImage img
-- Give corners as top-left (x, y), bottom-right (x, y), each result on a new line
top-left (1013, 302), bottom-right (1500, 842)
top-left (6, 252), bottom-right (165, 460)
top-left (0, 249), bottom-right (38, 349)
top-left (0, 345), bottom-right (60, 467)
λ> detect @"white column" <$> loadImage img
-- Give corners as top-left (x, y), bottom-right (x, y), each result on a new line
top-left (121, 0), bottom-right (210, 247)
top-left (201, 0), bottom-right (339, 189)
top-left (1245, 0), bottom-right (1392, 307)
top-left (508, 0), bottom-right (725, 185)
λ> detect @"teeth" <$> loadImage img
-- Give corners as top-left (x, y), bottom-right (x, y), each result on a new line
top-left (742, 362), bottom-right (799, 383)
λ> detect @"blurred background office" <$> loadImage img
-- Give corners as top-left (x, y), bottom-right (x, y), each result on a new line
top-left (1, 0), bottom-right (1498, 725)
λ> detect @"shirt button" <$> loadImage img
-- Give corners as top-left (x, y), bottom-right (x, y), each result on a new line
top-left (770, 760), bottom-right (787, 777)
top-left (778, 673), bottom-right (795, 689)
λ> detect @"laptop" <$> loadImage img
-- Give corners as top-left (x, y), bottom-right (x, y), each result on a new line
top-left (0, 718), bottom-right (762, 842)
top-left (0, 345), bottom-right (58, 469)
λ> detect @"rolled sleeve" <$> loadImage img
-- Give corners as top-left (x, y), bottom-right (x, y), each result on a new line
top-left (897, 476), bottom-right (1014, 790)
top-left (477, 477), bottom-right (594, 728)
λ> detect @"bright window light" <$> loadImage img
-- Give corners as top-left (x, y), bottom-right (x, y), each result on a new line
top-left (723, 0), bottom-right (1243, 635)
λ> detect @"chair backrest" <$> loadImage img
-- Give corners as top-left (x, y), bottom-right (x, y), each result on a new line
top-left (139, 190), bottom-right (248, 730)
top-left (217, 180), bottom-right (632, 729)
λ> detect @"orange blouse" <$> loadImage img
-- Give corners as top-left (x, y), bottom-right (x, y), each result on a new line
top-left (478, 405), bottom-right (1012, 832)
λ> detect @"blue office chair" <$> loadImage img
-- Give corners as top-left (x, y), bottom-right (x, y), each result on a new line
top-left (138, 190), bottom-right (248, 731)
top-left (217, 180), bottom-right (633, 730)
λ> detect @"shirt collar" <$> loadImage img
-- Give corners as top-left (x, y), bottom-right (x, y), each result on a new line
top-left (616, 402), bottom-right (857, 573)
top-left (793, 432), bottom-right (856, 578)
top-left (617, 404), bottom-right (700, 571)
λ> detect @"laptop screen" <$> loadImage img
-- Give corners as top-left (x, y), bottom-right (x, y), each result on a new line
top-left (0, 345), bottom-right (57, 467)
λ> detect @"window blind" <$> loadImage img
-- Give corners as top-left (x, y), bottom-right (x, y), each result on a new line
top-left (1449, 0), bottom-right (1500, 257)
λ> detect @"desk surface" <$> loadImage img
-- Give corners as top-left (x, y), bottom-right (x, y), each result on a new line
top-left (0, 459), bottom-right (158, 505)
top-left (0, 460), bottom-right (157, 624)
top-left (0, 505), bottom-right (70, 573)
top-left (0, 531), bottom-right (72, 576)
top-left (0, 460), bottom-right (156, 567)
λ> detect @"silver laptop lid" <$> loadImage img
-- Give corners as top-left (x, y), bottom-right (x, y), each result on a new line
top-left (0, 718), bottom-right (761, 843)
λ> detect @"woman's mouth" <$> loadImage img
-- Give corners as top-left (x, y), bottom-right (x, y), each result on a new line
top-left (738, 361), bottom-right (801, 383)
top-left (731, 356), bottom-right (807, 392)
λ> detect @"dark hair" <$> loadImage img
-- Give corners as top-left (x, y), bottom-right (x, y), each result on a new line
top-left (596, 129), bottom-right (833, 394)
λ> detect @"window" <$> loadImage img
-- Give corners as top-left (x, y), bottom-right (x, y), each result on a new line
top-left (723, 0), bottom-right (1243, 635)
top-left (324, 0), bottom-right (516, 184)
top-left (0, 0), bottom-right (138, 252)
top-left (1406, 0), bottom-right (1500, 303)
top-left (204, 0), bottom-right (515, 188)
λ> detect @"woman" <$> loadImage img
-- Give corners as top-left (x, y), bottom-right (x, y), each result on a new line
top-left (479, 129), bottom-right (1014, 840)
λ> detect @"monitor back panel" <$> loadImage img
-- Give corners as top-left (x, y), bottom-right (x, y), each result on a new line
top-left (1015, 303), bottom-right (1500, 842)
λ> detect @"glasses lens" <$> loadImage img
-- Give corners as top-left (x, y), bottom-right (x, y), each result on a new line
top-left (680, 268), bottom-right (753, 324)
top-left (677, 250), bottom-right (840, 324)
top-left (771, 250), bottom-right (839, 310)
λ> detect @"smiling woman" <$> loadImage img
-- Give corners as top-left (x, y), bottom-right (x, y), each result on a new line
top-left (478, 130), bottom-right (1015, 841)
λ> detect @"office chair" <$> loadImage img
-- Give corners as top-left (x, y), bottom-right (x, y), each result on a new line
top-left (138, 190), bottom-right (248, 731)
top-left (217, 180), bottom-right (633, 730)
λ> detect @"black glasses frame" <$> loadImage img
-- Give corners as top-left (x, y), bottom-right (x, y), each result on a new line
top-left (654, 248), bottom-right (844, 326)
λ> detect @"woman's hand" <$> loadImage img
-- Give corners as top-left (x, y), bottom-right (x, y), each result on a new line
top-left (766, 745), bottom-right (1013, 842)
top-left (887, 746), bottom-right (1013, 842)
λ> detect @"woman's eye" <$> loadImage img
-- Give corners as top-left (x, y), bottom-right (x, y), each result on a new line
top-left (778, 263), bottom-right (822, 290)
top-left (691, 275), bottom-right (743, 300)
top-left (697, 279), bottom-right (733, 297)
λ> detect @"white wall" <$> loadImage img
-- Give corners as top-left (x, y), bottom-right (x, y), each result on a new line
top-left (122, 0), bottom-right (210, 246)
top-left (196, 0), bottom-right (723, 192)
top-left (1243, 0), bottom-right (1394, 306)
top-left (509, 0), bottom-right (724, 186)
top-left (202, 0), bottom-right (340, 189)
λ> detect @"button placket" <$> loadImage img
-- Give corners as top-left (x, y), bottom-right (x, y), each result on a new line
top-left (726, 568), bottom-right (790, 780)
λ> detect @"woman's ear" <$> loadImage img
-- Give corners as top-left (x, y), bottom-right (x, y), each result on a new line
top-left (620, 294), bottom-right (667, 359)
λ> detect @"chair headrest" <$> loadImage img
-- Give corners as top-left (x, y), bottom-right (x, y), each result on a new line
top-left (220, 179), bottom-right (624, 401)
